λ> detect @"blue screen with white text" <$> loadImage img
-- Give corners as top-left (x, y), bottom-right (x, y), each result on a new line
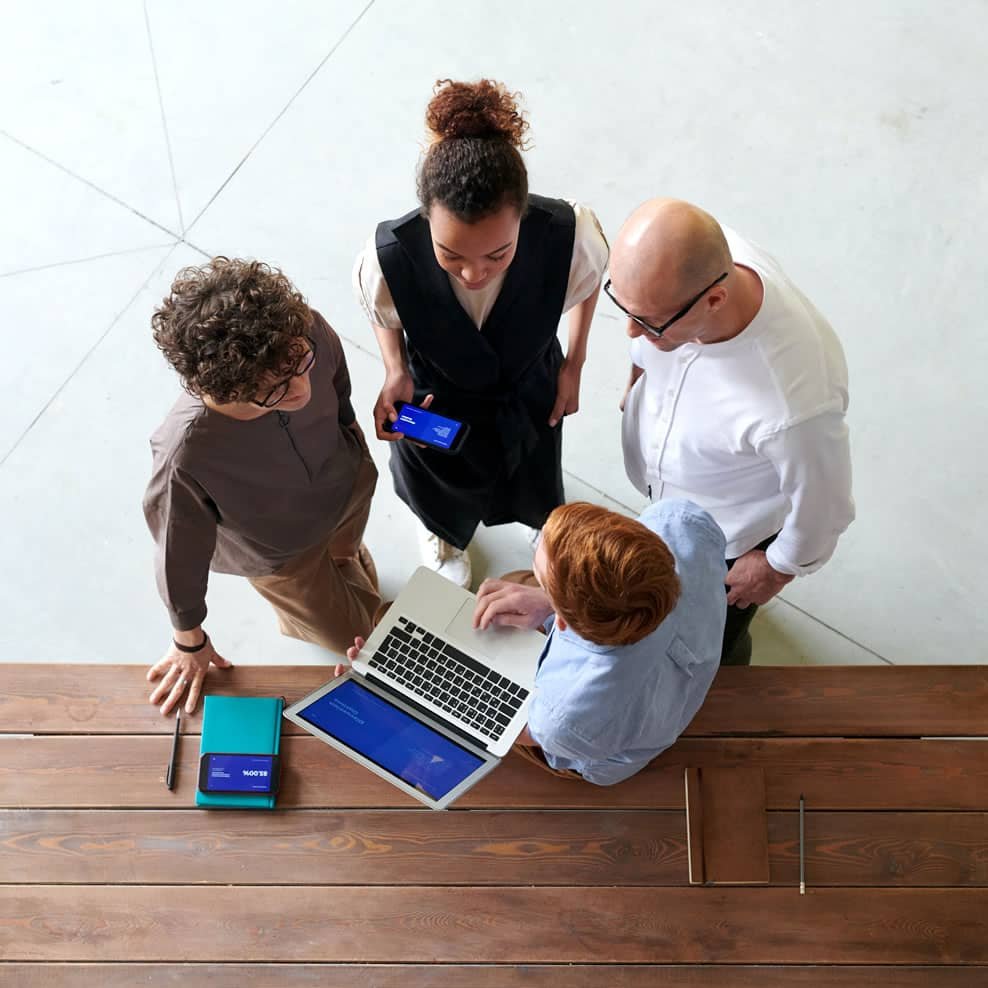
top-left (393, 405), bottom-right (463, 449)
top-left (299, 680), bottom-right (484, 799)
top-left (206, 754), bottom-right (276, 792)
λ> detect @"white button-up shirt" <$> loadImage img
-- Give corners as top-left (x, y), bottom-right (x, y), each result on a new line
top-left (621, 229), bottom-right (854, 576)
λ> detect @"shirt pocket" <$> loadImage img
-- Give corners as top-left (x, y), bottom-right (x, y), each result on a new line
top-left (667, 634), bottom-right (701, 679)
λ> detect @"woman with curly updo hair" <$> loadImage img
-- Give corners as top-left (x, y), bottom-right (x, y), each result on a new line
top-left (354, 78), bottom-right (608, 587)
top-left (143, 258), bottom-right (381, 715)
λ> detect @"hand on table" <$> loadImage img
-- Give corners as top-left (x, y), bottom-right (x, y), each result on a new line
top-left (147, 635), bottom-right (232, 716)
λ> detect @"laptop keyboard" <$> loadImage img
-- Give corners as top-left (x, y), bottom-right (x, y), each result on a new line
top-left (368, 616), bottom-right (530, 740)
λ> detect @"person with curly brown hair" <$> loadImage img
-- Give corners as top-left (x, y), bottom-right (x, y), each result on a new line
top-left (353, 78), bottom-right (609, 588)
top-left (143, 258), bottom-right (381, 715)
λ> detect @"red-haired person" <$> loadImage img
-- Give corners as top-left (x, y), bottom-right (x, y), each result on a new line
top-left (472, 500), bottom-right (727, 785)
top-left (143, 259), bottom-right (381, 715)
top-left (353, 79), bottom-right (608, 587)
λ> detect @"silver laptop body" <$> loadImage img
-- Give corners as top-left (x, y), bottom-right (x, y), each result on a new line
top-left (283, 567), bottom-right (546, 809)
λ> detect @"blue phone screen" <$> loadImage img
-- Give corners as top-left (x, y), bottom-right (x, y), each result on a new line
top-left (205, 754), bottom-right (276, 792)
top-left (298, 679), bottom-right (484, 800)
top-left (393, 404), bottom-right (463, 449)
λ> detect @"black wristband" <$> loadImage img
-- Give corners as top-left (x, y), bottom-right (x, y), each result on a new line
top-left (173, 632), bottom-right (208, 653)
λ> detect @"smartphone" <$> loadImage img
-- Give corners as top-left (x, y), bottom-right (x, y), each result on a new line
top-left (383, 401), bottom-right (470, 453)
top-left (198, 752), bottom-right (281, 794)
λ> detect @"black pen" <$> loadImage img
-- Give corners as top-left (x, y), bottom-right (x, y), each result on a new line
top-left (165, 708), bottom-right (181, 791)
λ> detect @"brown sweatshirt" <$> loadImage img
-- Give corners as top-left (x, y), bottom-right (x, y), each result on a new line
top-left (143, 311), bottom-right (363, 630)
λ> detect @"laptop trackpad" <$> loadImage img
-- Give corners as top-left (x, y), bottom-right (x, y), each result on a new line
top-left (444, 599), bottom-right (515, 660)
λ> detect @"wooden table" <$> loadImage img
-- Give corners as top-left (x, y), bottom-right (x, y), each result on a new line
top-left (1, 663), bottom-right (987, 986)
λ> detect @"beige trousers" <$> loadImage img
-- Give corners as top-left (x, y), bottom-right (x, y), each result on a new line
top-left (248, 449), bottom-right (382, 654)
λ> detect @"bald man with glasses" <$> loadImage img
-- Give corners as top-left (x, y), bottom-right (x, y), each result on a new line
top-left (607, 199), bottom-right (854, 665)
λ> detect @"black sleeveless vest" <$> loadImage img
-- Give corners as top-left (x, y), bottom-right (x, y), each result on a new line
top-left (374, 195), bottom-right (576, 547)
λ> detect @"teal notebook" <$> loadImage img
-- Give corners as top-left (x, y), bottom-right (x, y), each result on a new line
top-left (196, 695), bottom-right (284, 809)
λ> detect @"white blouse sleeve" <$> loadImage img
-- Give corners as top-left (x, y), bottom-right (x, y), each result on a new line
top-left (561, 202), bottom-right (610, 314)
top-left (351, 234), bottom-right (403, 330)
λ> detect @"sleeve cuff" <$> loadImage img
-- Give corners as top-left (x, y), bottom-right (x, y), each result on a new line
top-left (170, 604), bottom-right (207, 632)
top-left (765, 541), bottom-right (832, 578)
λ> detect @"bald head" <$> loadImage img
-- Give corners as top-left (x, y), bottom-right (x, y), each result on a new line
top-left (611, 199), bottom-right (732, 305)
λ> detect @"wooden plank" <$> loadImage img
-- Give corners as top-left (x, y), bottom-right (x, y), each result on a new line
top-left (5, 809), bottom-right (984, 888)
top-left (2, 887), bottom-right (986, 963)
top-left (771, 811), bottom-right (988, 887)
top-left (3, 664), bottom-right (987, 737)
top-left (3, 736), bottom-right (986, 810)
top-left (2, 964), bottom-right (985, 988)
top-left (688, 666), bottom-right (988, 737)
top-left (0, 809), bottom-right (688, 886)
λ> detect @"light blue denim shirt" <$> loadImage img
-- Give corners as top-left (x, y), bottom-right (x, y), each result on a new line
top-left (527, 499), bottom-right (727, 786)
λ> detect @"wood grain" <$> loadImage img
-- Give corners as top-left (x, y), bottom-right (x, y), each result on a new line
top-left (4, 810), bottom-right (986, 887)
top-left (769, 812), bottom-right (988, 887)
top-left (4, 664), bottom-right (987, 737)
top-left (2, 887), bottom-right (985, 963)
top-left (0, 809), bottom-right (689, 886)
top-left (3, 735), bottom-right (986, 810)
top-left (688, 665), bottom-right (988, 737)
top-left (3, 964), bottom-right (985, 987)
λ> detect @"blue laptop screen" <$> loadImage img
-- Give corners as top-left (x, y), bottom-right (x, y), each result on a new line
top-left (298, 679), bottom-right (485, 800)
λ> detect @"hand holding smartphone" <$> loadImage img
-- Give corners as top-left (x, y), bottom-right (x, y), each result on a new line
top-left (383, 401), bottom-right (470, 454)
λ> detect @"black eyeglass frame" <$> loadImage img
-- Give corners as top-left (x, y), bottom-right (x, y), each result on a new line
top-left (251, 335), bottom-right (318, 408)
top-left (603, 271), bottom-right (729, 339)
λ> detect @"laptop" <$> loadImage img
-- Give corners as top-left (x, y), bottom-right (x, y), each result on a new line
top-left (283, 566), bottom-right (546, 809)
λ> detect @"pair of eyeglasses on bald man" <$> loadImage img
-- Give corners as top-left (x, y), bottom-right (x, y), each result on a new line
top-left (603, 271), bottom-right (729, 339)
top-left (251, 335), bottom-right (318, 408)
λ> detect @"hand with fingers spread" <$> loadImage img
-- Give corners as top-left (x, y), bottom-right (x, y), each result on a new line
top-left (147, 629), bottom-right (233, 716)
top-left (724, 549), bottom-right (794, 609)
top-left (473, 578), bottom-right (555, 632)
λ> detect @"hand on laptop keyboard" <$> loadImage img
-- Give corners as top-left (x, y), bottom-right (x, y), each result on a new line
top-left (473, 579), bottom-right (555, 632)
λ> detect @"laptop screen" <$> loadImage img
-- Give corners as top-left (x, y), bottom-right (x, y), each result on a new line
top-left (297, 679), bottom-right (485, 800)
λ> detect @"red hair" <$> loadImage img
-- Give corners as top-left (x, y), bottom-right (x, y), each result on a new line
top-left (541, 503), bottom-right (680, 647)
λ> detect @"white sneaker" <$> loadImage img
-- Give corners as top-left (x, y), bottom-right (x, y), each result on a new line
top-left (417, 522), bottom-right (472, 588)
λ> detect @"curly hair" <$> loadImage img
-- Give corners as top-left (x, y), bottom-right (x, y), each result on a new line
top-left (541, 503), bottom-right (682, 647)
top-left (417, 78), bottom-right (530, 222)
top-left (151, 258), bottom-right (313, 404)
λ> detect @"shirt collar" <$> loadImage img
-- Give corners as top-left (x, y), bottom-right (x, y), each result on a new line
top-left (552, 622), bottom-right (619, 654)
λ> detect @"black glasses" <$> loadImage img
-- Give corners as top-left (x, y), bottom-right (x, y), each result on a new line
top-left (603, 271), bottom-right (729, 339)
top-left (252, 335), bottom-right (317, 408)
